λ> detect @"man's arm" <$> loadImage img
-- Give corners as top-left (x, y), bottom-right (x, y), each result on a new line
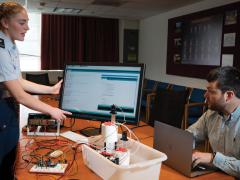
top-left (192, 151), bottom-right (240, 178)
top-left (187, 111), bottom-right (209, 143)
top-left (189, 111), bottom-right (240, 178)
top-left (213, 152), bottom-right (240, 178)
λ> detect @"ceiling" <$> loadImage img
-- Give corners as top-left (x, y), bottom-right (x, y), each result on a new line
top-left (4, 0), bottom-right (204, 20)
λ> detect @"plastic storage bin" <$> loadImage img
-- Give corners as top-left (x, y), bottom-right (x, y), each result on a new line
top-left (82, 136), bottom-right (167, 180)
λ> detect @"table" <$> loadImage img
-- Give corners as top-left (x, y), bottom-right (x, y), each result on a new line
top-left (15, 95), bottom-right (234, 180)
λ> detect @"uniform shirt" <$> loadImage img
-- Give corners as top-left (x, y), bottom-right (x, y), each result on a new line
top-left (0, 31), bottom-right (21, 99)
top-left (0, 31), bottom-right (21, 162)
top-left (187, 107), bottom-right (240, 178)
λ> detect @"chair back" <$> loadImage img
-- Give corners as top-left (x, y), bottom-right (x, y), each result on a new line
top-left (26, 73), bottom-right (50, 86)
top-left (170, 84), bottom-right (187, 91)
top-left (143, 79), bottom-right (158, 91)
top-left (156, 82), bottom-right (170, 91)
top-left (185, 88), bottom-right (206, 127)
top-left (149, 88), bottom-right (189, 128)
top-left (189, 88), bottom-right (206, 103)
top-left (189, 88), bottom-right (206, 116)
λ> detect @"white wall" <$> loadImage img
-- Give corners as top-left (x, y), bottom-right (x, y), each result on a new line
top-left (17, 13), bottom-right (41, 71)
top-left (139, 0), bottom-right (240, 89)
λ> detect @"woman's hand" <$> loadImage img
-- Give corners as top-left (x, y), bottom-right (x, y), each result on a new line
top-left (49, 107), bottom-right (72, 122)
top-left (51, 80), bottom-right (63, 95)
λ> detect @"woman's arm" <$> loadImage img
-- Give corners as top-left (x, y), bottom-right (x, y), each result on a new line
top-left (18, 77), bottom-right (62, 95)
top-left (4, 79), bottom-right (71, 121)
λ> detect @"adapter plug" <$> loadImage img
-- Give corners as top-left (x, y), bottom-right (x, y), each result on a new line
top-left (120, 131), bottom-right (128, 141)
top-left (49, 150), bottom-right (63, 158)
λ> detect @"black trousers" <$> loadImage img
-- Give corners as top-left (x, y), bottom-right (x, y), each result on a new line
top-left (0, 98), bottom-right (19, 180)
top-left (0, 145), bottom-right (17, 180)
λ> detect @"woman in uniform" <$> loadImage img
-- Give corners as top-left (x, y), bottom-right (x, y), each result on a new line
top-left (0, 2), bottom-right (71, 179)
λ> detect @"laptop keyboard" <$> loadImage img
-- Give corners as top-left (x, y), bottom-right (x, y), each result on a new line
top-left (192, 163), bottom-right (216, 172)
top-left (192, 164), bottom-right (207, 171)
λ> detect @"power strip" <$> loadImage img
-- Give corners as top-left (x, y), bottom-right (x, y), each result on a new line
top-left (29, 163), bottom-right (68, 174)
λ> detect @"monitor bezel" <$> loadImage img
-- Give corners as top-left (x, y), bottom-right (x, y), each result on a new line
top-left (59, 62), bottom-right (145, 125)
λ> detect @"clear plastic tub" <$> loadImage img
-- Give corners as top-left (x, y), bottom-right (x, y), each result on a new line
top-left (82, 136), bottom-right (167, 180)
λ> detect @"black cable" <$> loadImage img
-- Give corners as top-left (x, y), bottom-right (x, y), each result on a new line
top-left (78, 126), bottom-right (98, 131)
top-left (56, 143), bottom-right (83, 180)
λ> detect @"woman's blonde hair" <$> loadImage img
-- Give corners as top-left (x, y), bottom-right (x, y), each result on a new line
top-left (0, 2), bottom-right (25, 30)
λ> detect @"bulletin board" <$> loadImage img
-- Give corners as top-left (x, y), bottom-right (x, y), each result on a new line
top-left (166, 2), bottom-right (240, 79)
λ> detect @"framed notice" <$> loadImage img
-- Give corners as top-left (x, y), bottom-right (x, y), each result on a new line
top-left (225, 10), bottom-right (237, 25)
top-left (223, 33), bottom-right (236, 47)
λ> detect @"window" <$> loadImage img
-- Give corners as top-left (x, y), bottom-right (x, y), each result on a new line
top-left (16, 12), bottom-right (41, 71)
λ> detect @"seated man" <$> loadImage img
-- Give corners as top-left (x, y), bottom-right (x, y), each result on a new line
top-left (187, 66), bottom-right (240, 178)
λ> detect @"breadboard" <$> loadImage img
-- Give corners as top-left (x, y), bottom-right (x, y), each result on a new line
top-left (29, 163), bottom-right (68, 174)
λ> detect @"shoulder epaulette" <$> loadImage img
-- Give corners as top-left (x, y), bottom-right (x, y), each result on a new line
top-left (0, 38), bottom-right (5, 49)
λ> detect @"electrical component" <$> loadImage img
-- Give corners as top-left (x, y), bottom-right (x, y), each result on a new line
top-left (115, 147), bottom-right (130, 166)
top-left (29, 163), bottom-right (68, 174)
top-left (100, 104), bottom-right (119, 151)
top-left (110, 104), bottom-right (117, 124)
top-left (121, 131), bottom-right (128, 141)
top-left (101, 122), bottom-right (118, 151)
top-left (49, 150), bottom-right (63, 158)
top-left (27, 113), bottom-right (60, 136)
top-left (85, 115), bottom-right (141, 167)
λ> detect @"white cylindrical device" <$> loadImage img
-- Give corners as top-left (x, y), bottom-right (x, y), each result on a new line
top-left (101, 122), bottom-right (118, 151)
top-left (115, 147), bottom-right (130, 166)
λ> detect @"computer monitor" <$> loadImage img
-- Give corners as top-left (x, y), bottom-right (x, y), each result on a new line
top-left (59, 63), bottom-right (145, 127)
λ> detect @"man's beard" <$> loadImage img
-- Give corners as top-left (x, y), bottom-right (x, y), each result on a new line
top-left (208, 102), bottom-right (225, 113)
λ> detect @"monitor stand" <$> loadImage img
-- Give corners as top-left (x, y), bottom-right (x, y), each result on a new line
top-left (79, 124), bottom-right (102, 137)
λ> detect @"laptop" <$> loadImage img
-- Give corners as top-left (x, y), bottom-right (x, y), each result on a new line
top-left (153, 121), bottom-right (216, 177)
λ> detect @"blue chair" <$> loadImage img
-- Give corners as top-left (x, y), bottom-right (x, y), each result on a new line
top-left (145, 82), bottom-right (171, 123)
top-left (184, 88), bottom-right (207, 129)
top-left (141, 79), bottom-right (158, 121)
top-left (149, 88), bottom-right (190, 128)
top-left (171, 85), bottom-right (193, 128)
top-left (170, 84), bottom-right (187, 92)
top-left (156, 82), bottom-right (170, 91)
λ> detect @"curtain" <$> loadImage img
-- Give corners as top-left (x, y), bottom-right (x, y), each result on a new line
top-left (41, 14), bottom-right (83, 69)
top-left (82, 17), bottom-right (119, 62)
top-left (41, 14), bottom-right (119, 70)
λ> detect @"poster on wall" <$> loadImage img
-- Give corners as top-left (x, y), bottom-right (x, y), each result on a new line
top-left (222, 54), bottom-right (234, 67)
top-left (223, 33), bottom-right (236, 47)
top-left (181, 14), bottom-right (223, 66)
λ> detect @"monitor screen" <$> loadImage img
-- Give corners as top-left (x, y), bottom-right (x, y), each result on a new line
top-left (59, 63), bottom-right (145, 125)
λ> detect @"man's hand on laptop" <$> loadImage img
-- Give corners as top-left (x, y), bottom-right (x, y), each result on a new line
top-left (192, 151), bottom-right (213, 167)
